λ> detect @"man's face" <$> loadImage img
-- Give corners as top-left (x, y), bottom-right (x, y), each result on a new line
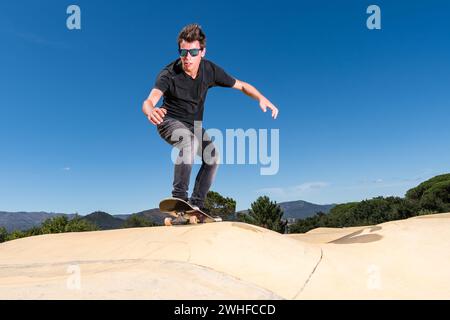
top-left (179, 40), bottom-right (205, 73)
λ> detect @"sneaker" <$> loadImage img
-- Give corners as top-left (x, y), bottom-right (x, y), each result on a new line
top-left (172, 196), bottom-right (189, 202)
top-left (190, 204), bottom-right (201, 211)
top-left (188, 202), bottom-right (207, 213)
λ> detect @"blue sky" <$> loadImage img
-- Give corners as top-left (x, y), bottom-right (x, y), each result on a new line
top-left (1, 0), bottom-right (449, 215)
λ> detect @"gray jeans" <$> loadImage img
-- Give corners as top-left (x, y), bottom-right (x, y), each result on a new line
top-left (157, 117), bottom-right (219, 207)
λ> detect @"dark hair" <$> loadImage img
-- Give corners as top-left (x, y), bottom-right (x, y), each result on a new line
top-left (177, 24), bottom-right (206, 49)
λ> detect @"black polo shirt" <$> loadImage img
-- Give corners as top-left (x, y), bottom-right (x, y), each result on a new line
top-left (154, 58), bottom-right (236, 123)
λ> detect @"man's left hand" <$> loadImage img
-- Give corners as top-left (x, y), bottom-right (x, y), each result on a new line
top-left (259, 98), bottom-right (279, 119)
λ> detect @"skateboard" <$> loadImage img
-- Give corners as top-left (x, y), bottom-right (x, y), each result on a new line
top-left (159, 198), bottom-right (222, 226)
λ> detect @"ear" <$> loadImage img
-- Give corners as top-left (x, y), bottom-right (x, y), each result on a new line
top-left (201, 48), bottom-right (206, 57)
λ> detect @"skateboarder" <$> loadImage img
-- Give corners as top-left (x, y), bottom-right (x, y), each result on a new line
top-left (142, 24), bottom-right (278, 214)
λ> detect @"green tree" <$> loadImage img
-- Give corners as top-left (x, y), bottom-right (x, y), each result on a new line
top-left (123, 214), bottom-right (157, 228)
top-left (240, 196), bottom-right (286, 233)
top-left (327, 202), bottom-right (359, 227)
top-left (289, 216), bottom-right (320, 233)
top-left (418, 181), bottom-right (450, 212)
top-left (25, 226), bottom-right (43, 237)
top-left (289, 197), bottom-right (422, 234)
top-left (406, 174), bottom-right (450, 212)
top-left (0, 227), bottom-right (8, 243)
top-left (40, 216), bottom-right (69, 234)
top-left (204, 191), bottom-right (236, 221)
top-left (65, 215), bottom-right (98, 232)
top-left (406, 174), bottom-right (450, 200)
top-left (288, 213), bottom-right (328, 234)
top-left (390, 198), bottom-right (420, 220)
top-left (7, 230), bottom-right (27, 241)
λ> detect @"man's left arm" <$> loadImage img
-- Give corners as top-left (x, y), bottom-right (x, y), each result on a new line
top-left (232, 80), bottom-right (279, 119)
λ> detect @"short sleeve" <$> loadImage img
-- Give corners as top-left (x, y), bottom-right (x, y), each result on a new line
top-left (154, 69), bottom-right (171, 93)
top-left (211, 62), bottom-right (236, 88)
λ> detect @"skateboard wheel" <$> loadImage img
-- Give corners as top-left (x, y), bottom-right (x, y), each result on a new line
top-left (189, 216), bottom-right (199, 224)
top-left (164, 217), bottom-right (173, 226)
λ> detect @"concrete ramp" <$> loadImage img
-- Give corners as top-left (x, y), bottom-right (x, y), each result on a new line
top-left (290, 213), bottom-right (450, 299)
top-left (0, 222), bottom-right (321, 299)
top-left (1, 214), bottom-right (449, 299)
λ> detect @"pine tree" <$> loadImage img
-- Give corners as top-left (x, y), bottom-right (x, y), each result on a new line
top-left (244, 196), bottom-right (286, 233)
top-left (204, 191), bottom-right (236, 220)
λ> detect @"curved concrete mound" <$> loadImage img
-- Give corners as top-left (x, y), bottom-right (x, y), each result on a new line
top-left (288, 213), bottom-right (450, 299)
top-left (1, 214), bottom-right (449, 299)
top-left (0, 222), bottom-right (321, 299)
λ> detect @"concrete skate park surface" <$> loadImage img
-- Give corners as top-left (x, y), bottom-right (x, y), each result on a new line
top-left (0, 213), bottom-right (449, 299)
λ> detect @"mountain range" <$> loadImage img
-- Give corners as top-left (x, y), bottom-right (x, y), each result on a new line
top-left (0, 200), bottom-right (335, 232)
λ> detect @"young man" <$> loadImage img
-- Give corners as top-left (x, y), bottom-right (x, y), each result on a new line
top-left (142, 24), bottom-right (278, 212)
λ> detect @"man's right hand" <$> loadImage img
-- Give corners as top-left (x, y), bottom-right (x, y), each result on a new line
top-left (148, 107), bottom-right (167, 125)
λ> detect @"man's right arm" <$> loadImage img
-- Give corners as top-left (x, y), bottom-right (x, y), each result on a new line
top-left (142, 88), bottom-right (167, 125)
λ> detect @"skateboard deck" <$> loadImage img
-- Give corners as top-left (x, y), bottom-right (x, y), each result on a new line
top-left (159, 198), bottom-right (222, 226)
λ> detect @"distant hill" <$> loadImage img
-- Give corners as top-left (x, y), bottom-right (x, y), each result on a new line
top-left (237, 200), bottom-right (336, 221)
top-left (0, 212), bottom-right (76, 232)
top-left (278, 200), bottom-right (336, 220)
top-left (113, 214), bottom-right (132, 220)
top-left (116, 209), bottom-right (171, 225)
top-left (0, 209), bottom-right (170, 232)
top-left (81, 211), bottom-right (125, 230)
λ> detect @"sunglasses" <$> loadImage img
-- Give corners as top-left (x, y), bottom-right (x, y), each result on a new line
top-left (178, 48), bottom-right (202, 57)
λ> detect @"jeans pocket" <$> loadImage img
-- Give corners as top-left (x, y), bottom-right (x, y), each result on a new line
top-left (157, 118), bottom-right (175, 143)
